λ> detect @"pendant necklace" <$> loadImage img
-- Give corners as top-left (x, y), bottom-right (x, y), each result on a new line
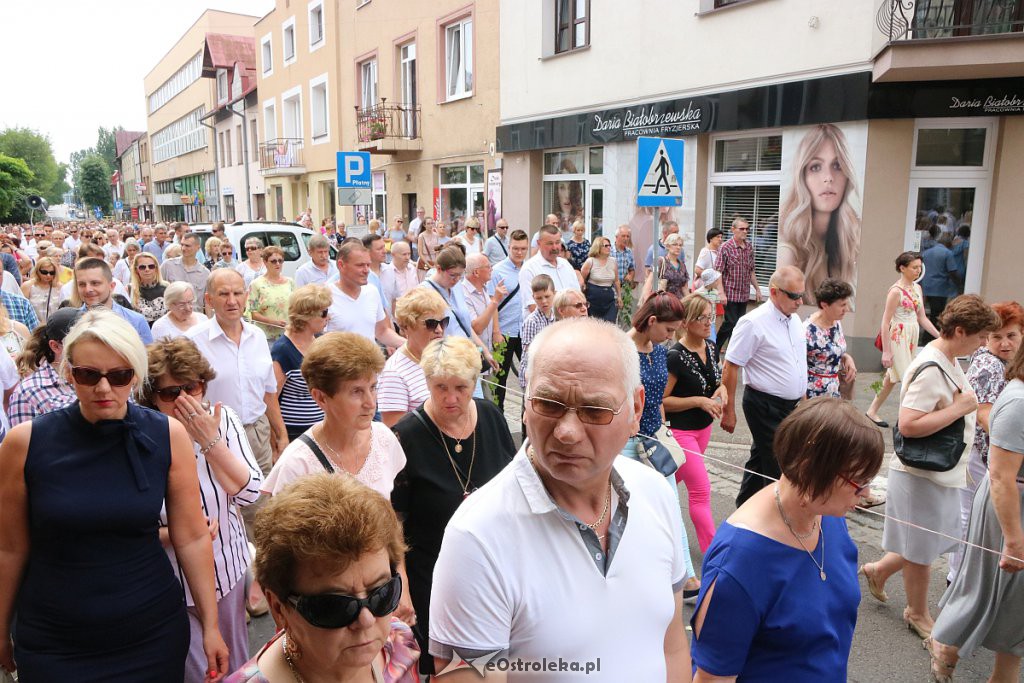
top-left (439, 426), bottom-right (477, 499)
top-left (774, 484), bottom-right (826, 581)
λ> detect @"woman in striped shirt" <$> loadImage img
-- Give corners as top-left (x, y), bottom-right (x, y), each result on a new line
top-left (143, 336), bottom-right (264, 683)
top-left (271, 285), bottom-right (332, 441)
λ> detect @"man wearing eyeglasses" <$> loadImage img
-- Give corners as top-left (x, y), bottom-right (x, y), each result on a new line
top-left (161, 233), bottom-right (210, 313)
top-left (721, 265), bottom-right (808, 507)
top-left (430, 318), bottom-right (691, 681)
top-left (715, 217), bottom-right (762, 359)
top-left (143, 223), bottom-right (171, 263)
top-left (490, 229), bottom-right (529, 411)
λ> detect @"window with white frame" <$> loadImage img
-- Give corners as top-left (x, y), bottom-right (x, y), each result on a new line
top-left (152, 107), bottom-right (207, 163)
top-left (263, 100), bottom-right (277, 141)
top-left (555, 0), bottom-right (589, 53)
top-left (709, 133), bottom-right (782, 292)
top-left (282, 88), bottom-right (302, 139)
top-left (148, 53), bottom-right (202, 113)
top-left (231, 67), bottom-right (242, 100)
top-left (261, 34), bottom-right (273, 76)
top-left (359, 59), bottom-right (378, 111)
top-left (216, 69), bottom-right (229, 104)
top-left (310, 74), bottom-right (329, 142)
top-left (439, 163), bottom-right (484, 224)
top-left (283, 17), bottom-right (297, 65)
top-left (308, 0), bottom-right (324, 49)
top-left (236, 125), bottom-right (244, 165)
top-left (443, 17), bottom-right (473, 100)
top-left (541, 147), bottom-right (603, 237)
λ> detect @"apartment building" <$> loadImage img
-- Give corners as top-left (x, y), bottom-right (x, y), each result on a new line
top-left (497, 0), bottom-right (1024, 364)
top-left (113, 130), bottom-right (152, 221)
top-left (255, 0), bottom-right (501, 229)
top-left (201, 34), bottom-right (263, 222)
top-left (144, 10), bottom-right (260, 223)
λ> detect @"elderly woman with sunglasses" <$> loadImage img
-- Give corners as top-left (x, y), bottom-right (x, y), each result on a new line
top-left (379, 288), bottom-right (450, 428)
top-left (0, 310), bottom-right (228, 680)
top-left (129, 252), bottom-right (169, 326)
top-left (248, 246), bottom-right (294, 342)
top-left (143, 336), bottom-right (263, 682)
top-left (390, 336), bottom-right (515, 675)
top-left (151, 281), bottom-right (207, 340)
top-left (225, 474), bottom-right (419, 683)
top-left (236, 237), bottom-right (267, 289)
top-left (271, 285), bottom-right (333, 442)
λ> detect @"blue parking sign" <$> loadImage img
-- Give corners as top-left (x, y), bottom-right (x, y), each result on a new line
top-left (336, 152), bottom-right (372, 189)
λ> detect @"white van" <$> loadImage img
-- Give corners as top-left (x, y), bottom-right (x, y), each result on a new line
top-left (190, 221), bottom-right (336, 279)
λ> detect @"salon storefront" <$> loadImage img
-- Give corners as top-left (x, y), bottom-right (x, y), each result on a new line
top-left (496, 73), bottom-right (1024, 364)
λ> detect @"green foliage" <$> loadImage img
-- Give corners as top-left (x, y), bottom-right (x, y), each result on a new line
top-left (48, 162), bottom-right (71, 204)
top-left (489, 338), bottom-right (508, 406)
top-left (0, 127), bottom-right (61, 207)
top-left (78, 154), bottom-right (112, 213)
top-left (96, 126), bottom-right (123, 171)
top-left (869, 377), bottom-right (884, 396)
top-left (618, 284), bottom-right (635, 329)
top-left (0, 154), bottom-right (35, 221)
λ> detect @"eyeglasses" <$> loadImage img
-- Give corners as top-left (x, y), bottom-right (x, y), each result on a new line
top-left (246, 245), bottom-right (260, 251)
top-left (527, 395), bottom-right (628, 426)
top-left (694, 314), bottom-right (715, 323)
top-left (423, 316), bottom-right (450, 332)
top-left (733, 227), bottom-right (749, 232)
top-left (840, 475), bottom-right (872, 497)
top-left (71, 366), bottom-right (135, 387)
top-left (775, 287), bottom-right (805, 301)
top-left (154, 381), bottom-right (204, 402)
top-left (171, 300), bottom-right (195, 309)
top-left (267, 258), bottom-right (284, 265)
top-left (571, 301), bottom-right (589, 311)
top-left (137, 263), bottom-right (156, 271)
top-left (287, 574), bottom-right (402, 629)
top-left (38, 269), bottom-right (55, 276)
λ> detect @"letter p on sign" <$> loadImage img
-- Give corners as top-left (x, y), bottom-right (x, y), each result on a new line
top-left (336, 151), bottom-right (372, 189)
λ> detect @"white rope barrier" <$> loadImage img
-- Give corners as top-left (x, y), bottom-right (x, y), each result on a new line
top-left (478, 374), bottom-right (1024, 566)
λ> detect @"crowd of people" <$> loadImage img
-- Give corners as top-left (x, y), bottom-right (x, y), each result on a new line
top-left (0, 213), bottom-right (1020, 683)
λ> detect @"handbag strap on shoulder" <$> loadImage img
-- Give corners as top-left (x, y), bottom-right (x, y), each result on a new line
top-left (297, 432), bottom-right (335, 474)
top-left (906, 360), bottom-right (962, 393)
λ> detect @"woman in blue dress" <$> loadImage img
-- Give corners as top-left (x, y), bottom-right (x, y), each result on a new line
top-left (690, 398), bottom-right (884, 682)
top-left (0, 309), bottom-right (228, 682)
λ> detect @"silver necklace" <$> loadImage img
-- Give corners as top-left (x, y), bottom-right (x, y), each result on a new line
top-left (774, 485), bottom-right (826, 581)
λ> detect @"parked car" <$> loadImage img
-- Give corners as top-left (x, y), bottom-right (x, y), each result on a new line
top-left (190, 221), bottom-right (336, 279)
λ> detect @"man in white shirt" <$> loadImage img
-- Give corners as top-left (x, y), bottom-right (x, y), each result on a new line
top-left (483, 219), bottom-right (511, 265)
top-left (294, 234), bottom-right (338, 286)
top-left (160, 232), bottom-right (210, 312)
top-left (461, 253), bottom-right (506, 352)
top-left (380, 240), bottom-right (418, 317)
top-left (721, 265), bottom-right (808, 506)
top-left (430, 319), bottom-right (690, 681)
top-left (104, 228), bottom-right (125, 257)
top-left (408, 206), bottom-right (426, 239)
top-left (519, 224), bottom-right (581, 318)
top-left (326, 241), bottom-right (406, 348)
top-left (530, 213), bottom-right (562, 255)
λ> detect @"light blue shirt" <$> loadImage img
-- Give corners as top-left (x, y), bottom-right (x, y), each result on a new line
top-left (491, 257), bottom-right (522, 337)
top-left (295, 260), bottom-right (339, 286)
top-left (81, 302), bottom-right (153, 345)
top-left (143, 240), bottom-right (169, 263)
top-left (367, 270), bottom-right (390, 318)
top-left (483, 234), bottom-right (510, 265)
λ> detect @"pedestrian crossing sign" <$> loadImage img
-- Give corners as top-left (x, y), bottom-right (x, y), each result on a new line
top-left (636, 137), bottom-right (684, 207)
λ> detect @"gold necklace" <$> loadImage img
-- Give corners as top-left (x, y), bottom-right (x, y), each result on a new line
top-left (282, 633), bottom-right (304, 682)
top-left (774, 485), bottom-right (826, 581)
top-left (438, 425), bottom-right (477, 499)
top-left (527, 447), bottom-right (611, 533)
top-left (433, 408), bottom-right (474, 453)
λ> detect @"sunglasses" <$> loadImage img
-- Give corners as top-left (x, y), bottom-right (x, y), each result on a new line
top-left (154, 381), bottom-right (204, 402)
top-left (38, 269), bottom-right (56, 276)
top-left (527, 395), bottom-right (627, 426)
top-left (776, 287), bottom-right (805, 301)
top-left (287, 574), bottom-right (402, 629)
top-left (424, 316), bottom-right (450, 332)
top-left (840, 475), bottom-right (872, 497)
top-left (137, 263), bottom-right (157, 271)
top-left (571, 301), bottom-right (589, 311)
top-left (267, 258), bottom-right (284, 265)
top-left (246, 245), bottom-right (260, 251)
top-left (71, 366), bottom-right (135, 387)
top-left (320, 309), bottom-right (330, 318)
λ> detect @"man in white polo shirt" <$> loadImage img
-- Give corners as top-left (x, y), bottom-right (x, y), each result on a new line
top-left (721, 265), bottom-right (808, 507)
top-left (294, 234), bottom-right (338, 286)
top-left (326, 241), bottom-right (405, 348)
top-left (430, 318), bottom-right (690, 681)
top-left (518, 224), bottom-right (580, 318)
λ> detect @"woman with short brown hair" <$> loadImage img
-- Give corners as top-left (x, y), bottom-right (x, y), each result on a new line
top-left (248, 245), bottom-right (294, 342)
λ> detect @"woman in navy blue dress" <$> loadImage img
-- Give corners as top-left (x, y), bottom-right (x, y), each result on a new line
top-left (0, 310), bottom-right (229, 682)
top-left (690, 398), bottom-right (883, 682)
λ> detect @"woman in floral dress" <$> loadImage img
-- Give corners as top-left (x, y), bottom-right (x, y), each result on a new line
top-left (865, 251), bottom-right (941, 427)
top-left (804, 279), bottom-right (857, 399)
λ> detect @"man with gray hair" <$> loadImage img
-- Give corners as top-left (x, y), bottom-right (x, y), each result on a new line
top-left (161, 232), bottom-right (210, 313)
top-left (721, 265), bottom-right (808, 506)
top-left (294, 234), bottom-right (338, 286)
top-left (645, 220), bottom-right (680, 270)
top-left (461, 252), bottom-right (507, 353)
top-left (430, 318), bottom-right (691, 681)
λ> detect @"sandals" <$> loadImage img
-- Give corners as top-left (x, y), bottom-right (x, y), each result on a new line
top-left (860, 564), bottom-right (888, 603)
top-left (858, 492), bottom-right (886, 509)
top-left (866, 413), bottom-right (889, 428)
top-left (904, 607), bottom-right (932, 639)
top-left (923, 638), bottom-right (957, 682)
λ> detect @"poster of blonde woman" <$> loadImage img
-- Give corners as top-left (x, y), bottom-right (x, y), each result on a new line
top-left (778, 122), bottom-right (867, 305)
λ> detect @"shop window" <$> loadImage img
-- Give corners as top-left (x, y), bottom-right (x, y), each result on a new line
top-left (443, 17), bottom-right (473, 100)
top-left (542, 147), bottom-right (603, 236)
top-left (439, 163), bottom-right (484, 226)
top-left (555, 0), bottom-right (589, 53)
top-left (915, 128), bottom-right (986, 167)
top-left (372, 171), bottom-right (387, 223)
top-left (710, 134), bottom-right (782, 294)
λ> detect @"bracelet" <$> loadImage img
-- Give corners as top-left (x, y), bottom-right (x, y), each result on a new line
top-left (199, 435), bottom-right (223, 456)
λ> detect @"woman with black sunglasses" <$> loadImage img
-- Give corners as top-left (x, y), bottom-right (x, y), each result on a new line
top-left (0, 310), bottom-right (229, 681)
top-left (142, 336), bottom-right (263, 682)
top-left (379, 287), bottom-right (449, 428)
top-left (129, 251), bottom-right (169, 326)
top-left (226, 473), bottom-right (419, 682)
top-left (21, 256), bottom-right (62, 324)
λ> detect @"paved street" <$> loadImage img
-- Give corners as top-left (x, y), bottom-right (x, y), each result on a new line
top-left (248, 370), bottom-right (1006, 681)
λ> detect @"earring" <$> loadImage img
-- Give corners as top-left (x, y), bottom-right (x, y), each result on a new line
top-left (284, 630), bottom-right (302, 661)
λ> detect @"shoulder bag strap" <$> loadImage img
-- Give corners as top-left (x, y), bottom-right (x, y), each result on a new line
top-left (425, 279), bottom-right (470, 336)
top-left (496, 236), bottom-right (508, 257)
top-left (297, 433), bottom-right (335, 474)
top-left (497, 283), bottom-right (520, 312)
top-left (906, 360), bottom-right (962, 393)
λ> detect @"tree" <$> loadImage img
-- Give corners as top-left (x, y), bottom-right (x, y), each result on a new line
top-left (96, 126), bottom-right (123, 173)
top-left (0, 127), bottom-right (59, 201)
top-left (48, 162), bottom-right (71, 204)
top-left (78, 154), bottom-right (112, 214)
top-left (0, 154), bottom-right (34, 222)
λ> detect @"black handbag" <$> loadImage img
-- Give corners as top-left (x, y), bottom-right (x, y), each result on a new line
top-left (634, 437), bottom-right (682, 477)
top-left (892, 361), bottom-right (967, 473)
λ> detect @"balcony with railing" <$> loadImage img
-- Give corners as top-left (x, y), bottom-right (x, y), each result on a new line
top-left (875, 0), bottom-right (1024, 81)
top-left (259, 138), bottom-right (305, 176)
top-left (355, 100), bottom-right (423, 154)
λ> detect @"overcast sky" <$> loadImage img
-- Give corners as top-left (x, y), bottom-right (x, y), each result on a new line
top-left (0, 0), bottom-right (274, 165)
